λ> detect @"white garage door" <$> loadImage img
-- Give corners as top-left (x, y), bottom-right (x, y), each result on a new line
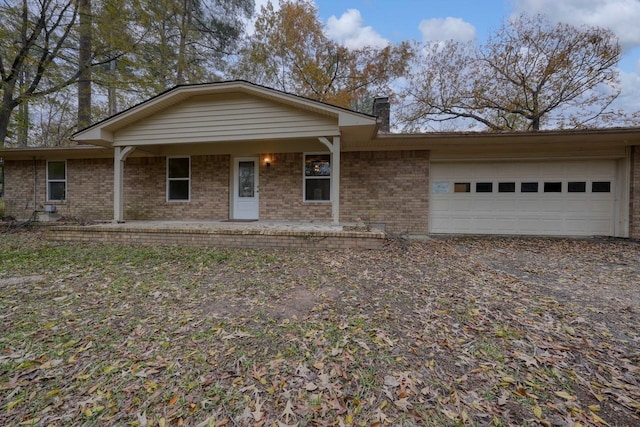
top-left (430, 160), bottom-right (617, 236)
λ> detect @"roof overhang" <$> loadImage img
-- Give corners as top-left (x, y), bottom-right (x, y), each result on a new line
top-left (342, 127), bottom-right (640, 155)
top-left (0, 146), bottom-right (114, 161)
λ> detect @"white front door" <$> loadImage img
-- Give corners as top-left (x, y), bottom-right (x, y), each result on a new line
top-left (233, 157), bottom-right (259, 220)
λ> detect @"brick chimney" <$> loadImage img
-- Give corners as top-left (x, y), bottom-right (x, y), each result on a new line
top-left (372, 97), bottom-right (390, 133)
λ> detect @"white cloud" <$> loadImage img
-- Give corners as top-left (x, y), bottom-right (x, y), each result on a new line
top-left (325, 9), bottom-right (389, 49)
top-left (614, 68), bottom-right (640, 117)
top-left (510, 0), bottom-right (640, 50)
top-left (418, 17), bottom-right (477, 43)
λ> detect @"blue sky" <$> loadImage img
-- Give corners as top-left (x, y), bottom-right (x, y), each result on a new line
top-left (253, 0), bottom-right (640, 116)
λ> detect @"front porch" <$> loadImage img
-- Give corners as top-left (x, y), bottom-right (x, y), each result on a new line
top-left (46, 220), bottom-right (386, 250)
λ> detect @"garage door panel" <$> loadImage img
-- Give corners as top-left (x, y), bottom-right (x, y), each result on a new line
top-left (430, 160), bottom-right (616, 236)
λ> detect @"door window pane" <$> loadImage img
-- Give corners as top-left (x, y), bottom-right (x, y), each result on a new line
top-left (454, 182), bottom-right (470, 193)
top-left (238, 161), bottom-right (255, 198)
top-left (592, 181), bottom-right (611, 193)
top-left (568, 182), bottom-right (586, 192)
top-left (476, 182), bottom-right (493, 193)
top-left (544, 182), bottom-right (562, 192)
top-left (498, 182), bottom-right (515, 192)
top-left (521, 182), bottom-right (539, 193)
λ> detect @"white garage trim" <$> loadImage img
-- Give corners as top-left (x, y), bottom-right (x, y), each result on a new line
top-left (430, 159), bottom-right (626, 237)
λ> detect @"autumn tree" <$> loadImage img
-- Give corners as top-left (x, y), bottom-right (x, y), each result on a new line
top-left (233, 0), bottom-right (412, 111)
top-left (400, 14), bottom-right (625, 131)
top-left (132, 0), bottom-right (254, 95)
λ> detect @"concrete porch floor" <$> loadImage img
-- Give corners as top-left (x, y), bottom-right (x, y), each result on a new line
top-left (47, 220), bottom-right (386, 250)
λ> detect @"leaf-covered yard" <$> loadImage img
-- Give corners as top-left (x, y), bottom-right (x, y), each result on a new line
top-left (1, 233), bottom-right (639, 426)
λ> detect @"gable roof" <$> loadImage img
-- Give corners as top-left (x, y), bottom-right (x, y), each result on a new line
top-left (72, 80), bottom-right (379, 147)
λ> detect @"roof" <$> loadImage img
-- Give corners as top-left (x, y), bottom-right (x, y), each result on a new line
top-left (72, 80), bottom-right (379, 147)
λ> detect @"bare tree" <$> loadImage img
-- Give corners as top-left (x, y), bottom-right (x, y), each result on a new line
top-left (0, 0), bottom-right (82, 146)
top-left (400, 14), bottom-right (626, 131)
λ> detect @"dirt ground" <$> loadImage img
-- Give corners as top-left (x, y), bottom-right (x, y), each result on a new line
top-left (0, 233), bottom-right (639, 426)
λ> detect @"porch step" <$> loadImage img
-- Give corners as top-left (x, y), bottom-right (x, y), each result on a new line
top-left (47, 223), bottom-right (385, 250)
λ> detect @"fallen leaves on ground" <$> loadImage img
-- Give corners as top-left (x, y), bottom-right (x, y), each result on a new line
top-left (0, 233), bottom-right (638, 426)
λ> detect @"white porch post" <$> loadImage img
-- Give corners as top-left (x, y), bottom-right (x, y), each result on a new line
top-left (113, 146), bottom-right (135, 223)
top-left (318, 136), bottom-right (341, 224)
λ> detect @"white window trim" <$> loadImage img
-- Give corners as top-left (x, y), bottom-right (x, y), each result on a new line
top-left (167, 156), bottom-right (191, 202)
top-left (303, 152), bottom-right (332, 203)
top-left (46, 160), bottom-right (67, 202)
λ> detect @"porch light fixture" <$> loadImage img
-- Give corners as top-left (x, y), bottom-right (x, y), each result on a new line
top-left (264, 157), bottom-right (271, 167)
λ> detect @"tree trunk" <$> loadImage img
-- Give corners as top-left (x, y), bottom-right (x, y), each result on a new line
top-left (176, 0), bottom-right (192, 85)
top-left (108, 59), bottom-right (117, 115)
top-left (77, 0), bottom-right (92, 130)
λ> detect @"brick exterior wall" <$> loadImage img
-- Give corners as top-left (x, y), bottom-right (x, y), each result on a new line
top-left (3, 159), bottom-right (113, 220)
top-left (4, 160), bottom-right (44, 220)
top-left (124, 155), bottom-right (230, 220)
top-left (341, 150), bottom-right (430, 235)
top-left (259, 153), bottom-right (332, 221)
top-left (4, 151), bottom-right (432, 234)
top-left (630, 146), bottom-right (640, 239)
top-left (67, 159), bottom-right (113, 219)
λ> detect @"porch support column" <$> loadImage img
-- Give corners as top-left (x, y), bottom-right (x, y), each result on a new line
top-left (318, 136), bottom-right (341, 224)
top-left (113, 146), bottom-right (135, 223)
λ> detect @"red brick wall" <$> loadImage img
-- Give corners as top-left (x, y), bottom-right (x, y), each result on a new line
top-left (259, 153), bottom-right (332, 221)
top-left (341, 150), bottom-right (430, 235)
top-left (630, 146), bottom-right (640, 239)
top-left (124, 155), bottom-right (230, 220)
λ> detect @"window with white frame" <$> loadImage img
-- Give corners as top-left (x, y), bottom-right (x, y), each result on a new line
top-left (304, 153), bottom-right (331, 201)
top-left (167, 157), bottom-right (190, 201)
top-left (47, 160), bottom-right (66, 201)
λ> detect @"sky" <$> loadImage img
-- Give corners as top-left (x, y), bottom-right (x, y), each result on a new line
top-left (253, 0), bottom-right (640, 118)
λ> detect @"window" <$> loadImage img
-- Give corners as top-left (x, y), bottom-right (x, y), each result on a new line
top-left (592, 181), bottom-right (611, 193)
top-left (47, 160), bottom-right (66, 201)
top-left (304, 154), bottom-right (331, 201)
top-left (454, 182), bottom-right (471, 193)
top-left (167, 157), bottom-right (190, 201)
top-left (544, 182), bottom-right (562, 193)
top-left (476, 182), bottom-right (493, 193)
top-left (568, 182), bottom-right (586, 193)
top-left (498, 182), bottom-right (515, 193)
top-left (521, 182), bottom-right (539, 193)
